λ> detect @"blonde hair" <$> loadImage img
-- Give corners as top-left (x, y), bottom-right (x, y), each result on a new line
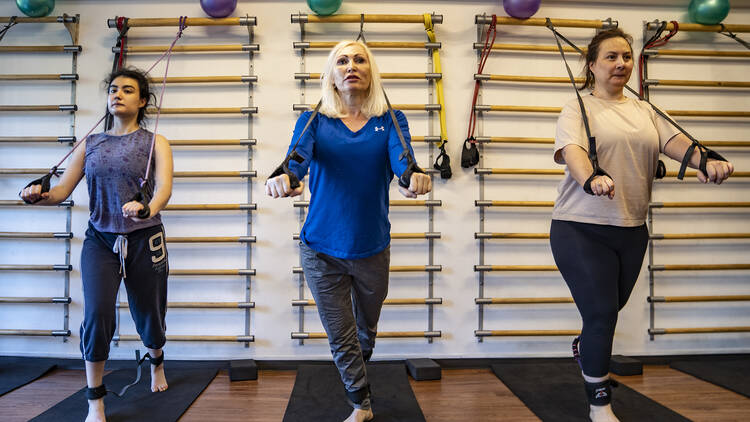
top-left (319, 40), bottom-right (387, 118)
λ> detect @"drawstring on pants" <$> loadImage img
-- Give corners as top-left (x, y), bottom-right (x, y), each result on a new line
top-left (113, 235), bottom-right (128, 279)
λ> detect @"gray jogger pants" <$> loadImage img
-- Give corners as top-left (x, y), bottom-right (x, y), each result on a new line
top-left (299, 242), bottom-right (390, 409)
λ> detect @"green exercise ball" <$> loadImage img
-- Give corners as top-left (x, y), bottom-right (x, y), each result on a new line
top-left (688, 0), bottom-right (730, 25)
top-left (16, 0), bottom-right (55, 18)
top-left (307, 0), bottom-right (343, 16)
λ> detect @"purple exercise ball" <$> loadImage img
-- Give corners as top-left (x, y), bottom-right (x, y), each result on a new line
top-left (200, 0), bottom-right (237, 18)
top-left (503, 0), bottom-right (542, 20)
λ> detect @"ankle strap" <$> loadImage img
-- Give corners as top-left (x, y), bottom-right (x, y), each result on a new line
top-left (584, 379), bottom-right (612, 406)
top-left (145, 351), bottom-right (164, 367)
top-left (86, 384), bottom-right (107, 400)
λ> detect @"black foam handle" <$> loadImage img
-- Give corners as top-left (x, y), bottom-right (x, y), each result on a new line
top-left (699, 148), bottom-right (728, 180)
top-left (20, 172), bottom-right (54, 204)
top-left (461, 137), bottom-right (479, 168)
top-left (130, 185), bottom-right (152, 219)
top-left (655, 159), bottom-right (666, 179)
top-left (434, 145), bottom-right (452, 180)
top-left (398, 161), bottom-right (426, 189)
top-left (269, 150), bottom-right (304, 190)
top-left (583, 167), bottom-right (612, 196)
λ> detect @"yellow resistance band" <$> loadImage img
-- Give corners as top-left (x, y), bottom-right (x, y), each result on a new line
top-left (424, 13), bottom-right (447, 149)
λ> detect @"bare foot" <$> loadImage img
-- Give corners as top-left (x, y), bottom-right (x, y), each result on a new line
top-left (343, 407), bottom-right (373, 422)
top-left (151, 361), bottom-right (168, 392)
top-left (589, 404), bottom-right (619, 422)
top-left (85, 398), bottom-right (106, 422)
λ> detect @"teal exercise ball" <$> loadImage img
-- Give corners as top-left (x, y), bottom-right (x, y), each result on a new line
top-left (16, 0), bottom-right (55, 17)
top-left (688, 0), bottom-right (731, 25)
top-left (307, 0), bottom-right (343, 16)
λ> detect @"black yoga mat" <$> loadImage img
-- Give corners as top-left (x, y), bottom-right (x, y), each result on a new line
top-left (491, 361), bottom-right (690, 422)
top-left (283, 363), bottom-right (426, 422)
top-left (0, 358), bottom-right (56, 396)
top-left (670, 358), bottom-right (750, 398)
top-left (30, 363), bottom-right (218, 422)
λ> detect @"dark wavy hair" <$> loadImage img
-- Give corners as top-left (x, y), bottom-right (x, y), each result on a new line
top-left (104, 67), bottom-right (155, 126)
top-left (579, 28), bottom-right (633, 91)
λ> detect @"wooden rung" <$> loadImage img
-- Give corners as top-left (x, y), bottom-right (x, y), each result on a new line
top-left (473, 43), bottom-right (585, 53)
top-left (0, 45), bottom-right (81, 53)
top-left (0, 297), bottom-right (71, 304)
top-left (475, 168), bottom-right (750, 178)
top-left (107, 17), bottom-right (256, 27)
top-left (115, 334), bottom-right (254, 342)
top-left (0, 105), bottom-right (76, 112)
top-left (298, 72), bottom-right (440, 80)
top-left (0, 74), bottom-right (78, 81)
top-left (476, 105), bottom-right (561, 113)
top-left (0, 168), bottom-right (63, 175)
top-left (170, 269), bottom-right (255, 276)
top-left (0, 231), bottom-right (72, 239)
top-left (147, 75), bottom-right (257, 84)
top-left (114, 44), bottom-right (259, 53)
top-left (166, 236), bottom-right (255, 243)
top-left (476, 297), bottom-right (573, 304)
top-left (646, 79), bottom-right (750, 88)
top-left (292, 331), bottom-right (441, 339)
top-left (294, 42), bottom-right (440, 50)
top-left (292, 14), bottom-right (442, 24)
top-left (475, 200), bottom-right (554, 207)
top-left (477, 15), bottom-right (615, 29)
top-left (293, 266), bottom-right (440, 274)
top-left (0, 264), bottom-right (71, 271)
top-left (0, 16), bottom-right (77, 24)
top-left (645, 49), bottom-right (750, 58)
top-left (476, 74), bottom-right (583, 84)
top-left (0, 329), bottom-right (70, 336)
top-left (649, 295), bottom-right (750, 303)
top-left (668, 110), bottom-right (750, 118)
top-left (475, 329), bottom-right (579, 337)
top-left (146, 107), bottom-right (256, 115)
top-left (475, 232), bottom-right (549, 239)
top-left (173, 171), bottom-right (256, 178)
top-left (293, 298), bottom-right (442, 306)
top-left (0, 136), bottom-right (74, 143)
top-left (475, 265), bottom-right (558, 272)
top-left (294, 103), bottom-right (440, 111)
top-left (164, 203), bottom-right (256, 211)
top-left (649, 327), bottom-right (750, 335)
top-left (295, 200), bottom-right (441, 207)
top-left (118, 301), bottom-right (254, 309)
top-left (0, 200), bottom-right (73, 207)
top-left (649, 264), bottom-right (750, 271)
top-left (646, 21), bottom-right (750, 33)
top-left (475, 136), bottom-right (554, 144)
top-left (169, 139), bottom-right (255, 146)
top-left (701, 141), bottom-right (750, 147)
top-left (651, 233), bottom-right (750, 240)
top-left (650, 201), bottom-right (750, 208)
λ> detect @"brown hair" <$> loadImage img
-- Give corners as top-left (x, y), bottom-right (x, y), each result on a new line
top-left (579, 28), bottom-right (633, 91)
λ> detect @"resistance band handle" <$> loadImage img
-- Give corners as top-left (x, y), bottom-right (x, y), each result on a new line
top-left (677, 141), bottom-right (728, 180)
top-left (398, 161), bottom-right (426, 189)
top-left (433, 144), bottom-right (452, 179)
top-left (269, 150), bottom-right (304, 190)
top-left (19, 168), bottom-right (57, 204)
top-left (655, 159), bottom-right (666, 180)
top-left (130, 184), bottom-right (152, 219)
top-left (582, 167), bottom-right (612, 196)
top-left (461, 137), bottom-right (479, 168)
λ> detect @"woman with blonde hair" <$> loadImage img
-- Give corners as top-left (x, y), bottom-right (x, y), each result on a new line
top-left (266, 40), bottom-right (431, 422)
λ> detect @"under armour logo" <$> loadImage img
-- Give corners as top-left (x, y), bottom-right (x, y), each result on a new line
top-left (375, 126), bottom-right (385, 132)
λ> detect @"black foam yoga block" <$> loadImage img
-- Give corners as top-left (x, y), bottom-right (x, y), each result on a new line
top-left (406, 358), bottom-right (441, 380)
top-left (229, 359), bottom-right (258, 381)
top-left (610, 355), bottom-right (643, 376)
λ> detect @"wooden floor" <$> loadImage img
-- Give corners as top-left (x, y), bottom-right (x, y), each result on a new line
top-left (1, 365), bottom-right (748, 421)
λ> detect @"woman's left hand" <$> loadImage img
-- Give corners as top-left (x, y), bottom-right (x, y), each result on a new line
top-left (398, 172), bottom-right (432, 198)
top-left (698, 160), bottom-right (734, 185)
top-left (122, 200), bottom-right (147, 221)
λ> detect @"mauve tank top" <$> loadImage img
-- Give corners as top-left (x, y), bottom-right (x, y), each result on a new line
top-left (85, 128), bottom-right (162, 234)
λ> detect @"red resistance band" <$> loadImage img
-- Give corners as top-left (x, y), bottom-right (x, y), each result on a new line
top-left (639, 21), bottom-right (678, 96)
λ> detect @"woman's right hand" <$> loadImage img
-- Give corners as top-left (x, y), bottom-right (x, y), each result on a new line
top-left (19, 184), bottom-right (49, 204)
top-left (590, 175), bottom-right (615, 199)
top-left (265, 174), bottom-right (304, 198)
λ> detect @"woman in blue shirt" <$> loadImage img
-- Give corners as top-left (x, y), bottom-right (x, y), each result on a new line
top-left (266, 40), bottom-right (431, 422)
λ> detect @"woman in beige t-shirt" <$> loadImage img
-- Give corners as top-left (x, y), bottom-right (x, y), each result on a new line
top-left (549, 29), bottom-right (733, 422)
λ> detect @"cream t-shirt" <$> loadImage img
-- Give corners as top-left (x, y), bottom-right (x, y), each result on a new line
top-left (553, 95), bottom-right (680, 227)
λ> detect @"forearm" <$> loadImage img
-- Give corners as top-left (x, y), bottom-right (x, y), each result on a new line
top-left (561, 145), bottom-right (594, 187)
top-left (148, 183), bottom-right (171, 215)
top-left (663, 133), bottom-right (704, 169)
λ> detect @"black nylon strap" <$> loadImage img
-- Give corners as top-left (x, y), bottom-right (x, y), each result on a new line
top-left (719, 24), bottom-right (750, 50)
top-left (86, 384), bottom-right (108, 400)
top-left (383, 88), bottom-right (425, 188)
top-left (0, 16), bottom-right (18, 43)
top-left (19, 167), bottom-right (59, 204)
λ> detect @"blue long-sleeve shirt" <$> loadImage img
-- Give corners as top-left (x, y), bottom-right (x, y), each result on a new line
top-left (287, 110), bottom-right (415, 259)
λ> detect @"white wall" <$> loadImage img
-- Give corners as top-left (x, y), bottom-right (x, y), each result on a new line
top-left (1, 0), bottom-right (748, 361)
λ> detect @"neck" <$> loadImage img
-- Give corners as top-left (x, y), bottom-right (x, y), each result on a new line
top-left (339, 91), bottom-right (366, 118)
top-left (109, 116), bottom-right (140, 135)
top-left (592, 85), bottom-right (625, 101)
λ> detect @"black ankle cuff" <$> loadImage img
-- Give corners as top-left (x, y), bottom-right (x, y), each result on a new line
top-left (584, 379), bottom-right (612, 406)
top-left (86, 384), bottom-right (107, 400)
top-left (362, 349), bottom-right (373, 363)
top-left (149, 351), bottom-right (164, 367)
top-left (345, 384), bottom-right (371, 405)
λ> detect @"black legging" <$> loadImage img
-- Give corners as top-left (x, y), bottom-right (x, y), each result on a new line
top-left (550, 219), bottom-right (649, 377)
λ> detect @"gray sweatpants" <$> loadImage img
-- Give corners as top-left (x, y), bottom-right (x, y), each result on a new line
top-left (299, 242), bottom-right (390, 410)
